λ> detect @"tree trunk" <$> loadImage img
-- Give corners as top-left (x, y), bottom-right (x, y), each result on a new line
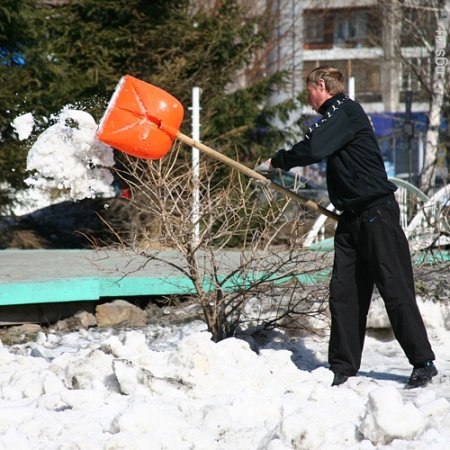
top-left (382, 0), bottom-right (402, 112)
top-left (419, 0), bottom-right (450, 194)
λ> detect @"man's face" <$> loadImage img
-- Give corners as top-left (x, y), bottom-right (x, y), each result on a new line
top-left (306, 81), bottom-right (329, 112)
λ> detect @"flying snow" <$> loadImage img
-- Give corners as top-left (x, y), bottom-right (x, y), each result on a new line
top-left (11, 112), bottom-right (35, 141)
top-left (24, 108), bottom-right (115, 201)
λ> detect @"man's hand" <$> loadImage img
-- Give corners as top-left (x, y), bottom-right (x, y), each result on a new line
top-left (254, 159), bottom-right (272, 174)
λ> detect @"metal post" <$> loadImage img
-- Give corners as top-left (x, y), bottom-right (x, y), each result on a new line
top-left (403, 90), bottom-right (414, 183)
top-left (348, 76), bottom-right (355, 100)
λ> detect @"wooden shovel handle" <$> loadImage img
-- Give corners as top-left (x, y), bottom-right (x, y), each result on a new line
top-left (176, 131), bottom-right (339, 221)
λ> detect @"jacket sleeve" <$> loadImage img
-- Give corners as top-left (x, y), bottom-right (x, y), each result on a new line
top-left (271, 108), bottom-right (355, 171)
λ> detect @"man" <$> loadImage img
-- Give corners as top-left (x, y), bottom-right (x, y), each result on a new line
top-left (259, 66), bottom-right (437, 388)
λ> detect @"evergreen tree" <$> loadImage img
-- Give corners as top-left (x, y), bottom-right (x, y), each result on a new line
top-left (0, 0), bottom-right (37, 209)
top-left (0, 0), bottom-right (299, 213)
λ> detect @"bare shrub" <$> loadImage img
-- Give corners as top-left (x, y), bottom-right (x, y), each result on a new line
top-left (112, 144), bottom-right (331, 342)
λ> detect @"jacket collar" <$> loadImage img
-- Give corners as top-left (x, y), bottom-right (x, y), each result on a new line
top-left (318, 93), bottom-right (347, 115)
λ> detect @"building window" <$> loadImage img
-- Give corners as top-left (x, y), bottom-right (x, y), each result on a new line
top-left (333, 11), bottom-right (367, 47)
top-left (352, 59), bottom-right (382, 102)
top-left (303, 10), bottom-right (334, 49)
top-left (304, 8), bottom-right (379, 50)
top-left (304, 15), bottom-right (325, 44)
top-left (401, 58), bottom-right (430, 101)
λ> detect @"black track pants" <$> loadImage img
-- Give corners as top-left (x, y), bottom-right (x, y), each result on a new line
top-left (328, 199), bottom-right (435, 375)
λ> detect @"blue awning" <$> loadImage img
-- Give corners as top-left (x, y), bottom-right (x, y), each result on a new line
top-left (369, 112), bottom-right (430, 137)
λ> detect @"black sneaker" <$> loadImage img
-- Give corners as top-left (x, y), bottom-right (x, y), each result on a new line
top-left (407, 360), bottom-right (438, 388)
top-left (332, 373), bottom-right (349, 386)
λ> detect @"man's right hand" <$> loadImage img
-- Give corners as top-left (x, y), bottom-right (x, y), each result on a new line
top-left (254, 159), bottom-right (272, 174)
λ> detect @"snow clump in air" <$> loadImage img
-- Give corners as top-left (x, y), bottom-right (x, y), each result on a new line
top-left (11, 112), bottom-right (35, 141)
top-left (24, 107), bottom-right (115, 201)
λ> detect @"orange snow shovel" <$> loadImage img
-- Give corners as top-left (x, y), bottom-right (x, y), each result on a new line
top-left (97, 75), bottom-right (339, 221)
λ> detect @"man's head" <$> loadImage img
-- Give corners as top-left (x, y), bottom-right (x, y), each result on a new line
top-left (305, 66), bottom-right (345, 111)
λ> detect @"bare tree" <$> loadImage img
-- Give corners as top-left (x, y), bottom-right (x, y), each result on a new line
top-left (420, 0), bottom-right (450, 191)
top-left (380, 0), bottom-right (450, 193)
top-left (112, 145), bottom-right (331, 342)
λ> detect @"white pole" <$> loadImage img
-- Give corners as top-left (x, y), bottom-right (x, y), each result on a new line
top-left (418, 132), bottom-right (424, 174)
top-left (349, 76), bottom-right (355, 100)
top-left (191, 87), bottom-right (201, 247)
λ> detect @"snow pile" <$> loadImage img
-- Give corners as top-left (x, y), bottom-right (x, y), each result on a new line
top-left (24, 108), bottom-right (115, 201)
top-left (360, 386), bottom-right (426, 444)
top-left (0, 316), bottom-right (449, 449)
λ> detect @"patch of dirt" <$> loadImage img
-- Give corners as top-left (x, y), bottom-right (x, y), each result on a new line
top-left (0, 197), bottom-right (135, 249)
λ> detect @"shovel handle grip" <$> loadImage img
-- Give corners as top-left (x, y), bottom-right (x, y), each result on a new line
top-left (176, 132), bottom-right (339, 222)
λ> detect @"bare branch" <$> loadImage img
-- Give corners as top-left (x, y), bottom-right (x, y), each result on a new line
top-left (109, 140), bottom-right (332, 342)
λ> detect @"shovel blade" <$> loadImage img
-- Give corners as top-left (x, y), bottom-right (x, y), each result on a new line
top-left (97, 75), bottom-right (184, 159)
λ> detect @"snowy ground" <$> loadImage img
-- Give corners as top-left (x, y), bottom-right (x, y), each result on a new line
top-left (0, 297), bottom-right (449, 450)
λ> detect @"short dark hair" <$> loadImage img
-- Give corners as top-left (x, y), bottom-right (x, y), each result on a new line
top-left (306, 66), bottom-right (345, 95)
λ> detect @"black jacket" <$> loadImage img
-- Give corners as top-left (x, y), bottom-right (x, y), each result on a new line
top-left (270, 93), bottom-right (397, 212)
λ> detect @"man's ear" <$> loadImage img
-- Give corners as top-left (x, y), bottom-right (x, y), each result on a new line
top-left (318, 79), bottom-right (326, 92)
